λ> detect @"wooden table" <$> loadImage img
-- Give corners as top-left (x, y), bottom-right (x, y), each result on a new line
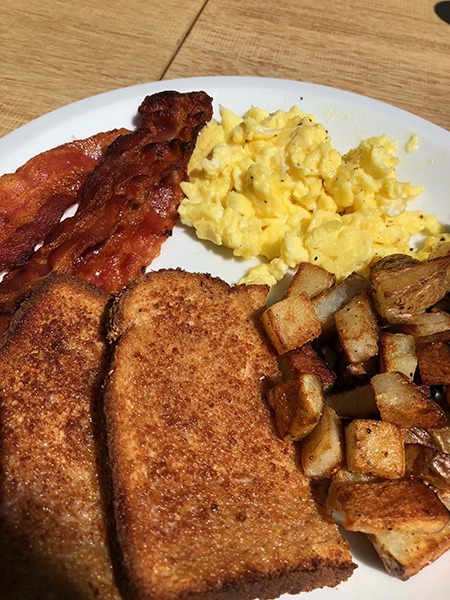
top-left (1, 0), bottom-right (449, 138)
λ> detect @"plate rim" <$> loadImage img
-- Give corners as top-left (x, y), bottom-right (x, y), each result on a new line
top-left (0, 74), bottom-right (449, 600)
top-left (1, 75), bottom-right (449, 149)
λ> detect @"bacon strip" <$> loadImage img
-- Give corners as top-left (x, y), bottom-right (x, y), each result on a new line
top-left (0, 129), bottom-right (128, 271)
top-left (0, 91), bottom-right (213, 326)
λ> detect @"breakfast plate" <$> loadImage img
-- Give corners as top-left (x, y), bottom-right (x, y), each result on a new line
top-left (0, 76), bottom-right (449, 600)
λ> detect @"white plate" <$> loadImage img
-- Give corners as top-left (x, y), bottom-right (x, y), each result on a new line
top-left (0, 76), bottom-right (449, 599)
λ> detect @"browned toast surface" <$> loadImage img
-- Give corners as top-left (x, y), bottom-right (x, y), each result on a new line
top-left (0, 273), bottom-right (121, 599)
top-left (105, 269), bottom-right (355, 600)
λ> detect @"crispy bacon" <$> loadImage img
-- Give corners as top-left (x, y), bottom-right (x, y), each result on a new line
top-left (0, 91), bottom-right (213, 328)
top-left (0, 129), bottom-right (128, 271)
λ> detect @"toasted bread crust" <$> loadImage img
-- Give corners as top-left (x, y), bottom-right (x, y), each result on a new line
top-left (0, 273), bottom-right (121, 599)
top-left (105, 269), bottom-right (355, 600)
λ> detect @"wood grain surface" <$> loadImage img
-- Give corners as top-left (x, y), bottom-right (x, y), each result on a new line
top-left (0, 0), bottom-right (205, 136)
top-left (0, 0), bottom-right (449, 139)
top-left (166, 0), bottom-right (450, 131)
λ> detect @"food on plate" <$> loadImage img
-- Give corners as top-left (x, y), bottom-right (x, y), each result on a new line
top-left (329, 477), bottom-right (450, 534)
top-left (1, 86), bottom-right (448, 593)
top-left (179, 104), bottom-right (446, 286)
top-left (0, 128), bottom-right (127, 271)
top-left (369, 520), bottom-right (450, 580)
top-left (0, 273), bottom-right (120, 599)
top-left (300, 404), bottom-right (345, 479)
top-left (370, 252), bottom-right (450, 322)
top-left (104, 269), bottom-right (355, 600)
top-left (267, 373), bottom-right (323, 441)
top-left (344, 419), bottom-right (406, 479)
top-left (261, 290), bottom-right (321, 353)
top-left (0, 90), bottom-right (213, 332)
top-left (371, 371), bottom-right (446, 429)
top-left (261, 251), bottom-right (450, 579)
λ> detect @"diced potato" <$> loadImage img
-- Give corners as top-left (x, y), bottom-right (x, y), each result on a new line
top-left (346, 357), bottom-right (378, 378)
top-left (404, 443), bottom-right (421, 474)
top-left (283, 261), bottom-right (336, 299)
top-left (326, 384), bottom-right (379, 419)
top-left (436, 488), bottom-right (450, 511)
top-left (326, 469), bottom-right (380, 516)
top-left (332, 354), bottom-right (377, 390)
top-left (416, 330), bottom-right (450, 385)
top-left (300, 404), bottom-right (344, 479)
top-left (267, 374), bottom-right (323, 442)
top-left (406, 444), bottom-right (450, 491)
top-left (429, 423), bottom-right (450, 454)
top-left (329, 478), bottom-right (449, 534)
top-left (261, 292), bottom-right (321, 355)
top-left (369, 520), bottom-right (450, 580)
top-left (334, 291), bottom-right (379, 364)
top-left (329, 468), bottom-right (380, 487)
top-left (371, 371), bottom-right (446, 429)
top-left (281, 343), bottom-right (336, 391)
top-left (402, 427), bottom-right (438, 448)
top-left (378, 332), bottom-right (417, 381)
top-left (400, 311), bottom-right (450, 338)
top-left (312, 273), bottom-right (370, 336)
top-left (345, 419), bottom-right (405, 479)
top-left (429, 240), bottom-right (450, 258)
top-left (370, 253), bottom-right (450, 322)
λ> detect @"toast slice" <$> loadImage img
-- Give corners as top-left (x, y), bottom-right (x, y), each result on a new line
top-left (105, 269), bottom-right (355, 600)
top-left (0, 273), bottom-right (121, 599)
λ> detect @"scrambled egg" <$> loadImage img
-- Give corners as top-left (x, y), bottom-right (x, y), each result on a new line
top-left (179, 105), bottom-right (445, 286)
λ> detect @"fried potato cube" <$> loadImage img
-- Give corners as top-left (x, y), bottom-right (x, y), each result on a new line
top-left (283, 262), bottom-right (336, 300)
top-left (300, 404), bottom-right (344, 479)
top-left (326, 469), bottom-right (380, 516)
top-left (261, 292), bottom-right (321, 355)
top-left (334, 291), bottom-right (379, 364)
top-left (430, 241), bottom-right (450, 258)
top-left (281, 343), bottom-right (336, 391)
top-left (400, 311), bottom-right (450, 338)
top-left (406, 444), bottom-right (450, 491)
top-left (333, 354), bottom-right (377, 390)
top-left (312, 273), bottom-right (370, 336)
top-left (329, 478), bottom-right (449, 535)
top-left (345, 419), bottom-right (405, 479)
top-left (436, 488), bottom-right (450, 511)
top-left (416, 330), bottom-right (450, 385)
top-left (379, 332), bottom-right (417, 381)
top-left (370, 253), bottom-right (450, 322)
top-left (402, 427), bottom-right (438, 448)
top-left (326, 384), bottom-right (379, 419)
top-left (369, 520), bottom-right (450, 580)
top-left (267, 374), bottom-right (323, 442)
top-left (371, 371), bottom-right (446, 429)
top-left (429, 422), bottom-right (450, 454)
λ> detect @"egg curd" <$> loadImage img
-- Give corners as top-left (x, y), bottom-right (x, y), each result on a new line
top-left (179, 105), bottom-right (446, 286)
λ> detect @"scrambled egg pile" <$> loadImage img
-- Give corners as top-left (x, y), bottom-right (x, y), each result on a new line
top-left (179, 105), bottom-right (445, 286)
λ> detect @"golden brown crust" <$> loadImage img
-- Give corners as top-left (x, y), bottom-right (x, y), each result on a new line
top-left (0, 273), bottom-right (121, 599)
top-left (105, 269), bottom-right (355, 600)
top-left (369, 520), bottom-right (450, 580)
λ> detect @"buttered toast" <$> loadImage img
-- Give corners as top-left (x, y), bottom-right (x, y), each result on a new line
top-left (105, 269), bottom-right (355, 600)
top-left (0, 273), bottom-right (121, 599)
